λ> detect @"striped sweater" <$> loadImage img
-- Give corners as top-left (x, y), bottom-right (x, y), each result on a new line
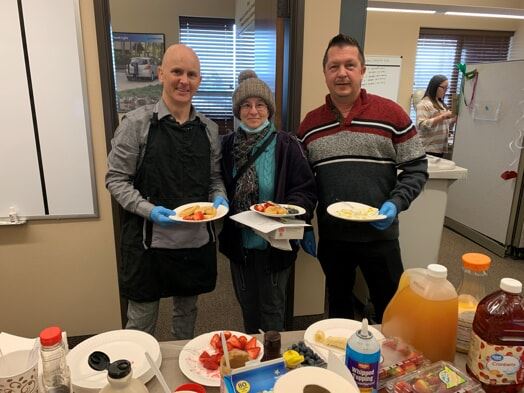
top-left (297, 91), bottom-right (428, 242)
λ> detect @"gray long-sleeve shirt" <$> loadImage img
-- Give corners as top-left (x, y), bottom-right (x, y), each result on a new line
top-left (105, 99), bottom-right (226, 220)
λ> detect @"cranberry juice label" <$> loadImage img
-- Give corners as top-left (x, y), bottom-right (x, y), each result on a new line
top-left (467, 331), bottom-right (524, 385)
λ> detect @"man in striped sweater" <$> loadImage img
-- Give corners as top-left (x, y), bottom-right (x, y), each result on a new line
top-left (297, 34), bottom-right (428, 322)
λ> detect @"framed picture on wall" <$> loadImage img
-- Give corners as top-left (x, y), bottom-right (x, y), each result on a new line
top-left (111, 32), bottom-right (165, 113)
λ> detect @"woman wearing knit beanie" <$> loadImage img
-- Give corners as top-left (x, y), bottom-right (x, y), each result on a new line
top-left (219, 70), bottom-right (318, 333)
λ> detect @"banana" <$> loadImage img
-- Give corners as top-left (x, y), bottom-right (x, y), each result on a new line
top-left (314, 329), bottom-right (347, 349)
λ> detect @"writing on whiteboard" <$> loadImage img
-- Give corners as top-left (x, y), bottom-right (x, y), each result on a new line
top-left (362, 55), bottom-right (402, 102)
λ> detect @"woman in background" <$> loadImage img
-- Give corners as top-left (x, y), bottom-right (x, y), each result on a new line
top-left (219, 70), bottom-right (317, 333)
top-left (416, 75), bottom-right (456, 157)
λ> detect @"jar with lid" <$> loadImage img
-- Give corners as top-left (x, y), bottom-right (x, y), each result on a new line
top-left (261, 330), bottom-right (281, 361)
top-left (100, 360), bottom-right (149, 393)
top-left (456, 252), bottom-right (491, 353)
top-left (39, 326), bottom-right (71, 393)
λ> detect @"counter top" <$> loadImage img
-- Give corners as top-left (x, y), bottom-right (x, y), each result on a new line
top-left (427, 156), bottom-right (468, 180)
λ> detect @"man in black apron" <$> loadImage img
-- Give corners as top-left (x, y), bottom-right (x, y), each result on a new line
top-left (106, 44), bottom-right (228, 339)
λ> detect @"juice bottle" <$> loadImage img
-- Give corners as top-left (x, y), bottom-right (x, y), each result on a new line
top-left (381, 264), bottom-right (458, 362)
top-left (456, 252), bottom-right (491, 353)
top-left (466, 278), bottom-right (524, 393)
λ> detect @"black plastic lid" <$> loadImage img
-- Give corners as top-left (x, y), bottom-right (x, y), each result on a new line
top-left (108, 360), bottom-right (132, 379)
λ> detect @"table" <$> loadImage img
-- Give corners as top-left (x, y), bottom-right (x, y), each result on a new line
top-left (148, 331), bottom-right (468, 393)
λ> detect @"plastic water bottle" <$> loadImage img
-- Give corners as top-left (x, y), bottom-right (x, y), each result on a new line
top-left (345, 318), bottom-right (380, 393)
top-left (39, 326), bottom-right (71, 393)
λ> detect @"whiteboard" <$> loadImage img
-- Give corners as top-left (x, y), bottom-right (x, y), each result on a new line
top-left (0, 0), bottom-right (97, 220)
top-left (362, 55), bottom-right (402, 102)
top-left (446, 60), bottom-right (524, 246)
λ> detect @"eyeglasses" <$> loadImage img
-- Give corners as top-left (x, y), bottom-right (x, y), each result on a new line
top-left (438, 85), bottom-right (449, 91)
top-left (240, 102), bottom-right (268, 112)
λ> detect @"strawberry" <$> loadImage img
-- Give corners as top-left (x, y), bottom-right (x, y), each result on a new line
top-left (394, 381), bottom-right (412, 393)
top-left (245, 337), bottom-right (257, 350)
top-left (247, 346), bottom-right (261, 359)
top-left (199, 350), bottom-right (211, 361)
top-left (228, 335), bottom-right (242, 349)
top-left (201, 357), bottom-right (219, 370)
top-left (223, 331), bottom-right (232, 340)
top-left (238, 335), bottom-right (248, 348)
top-left (210, 333), bottom-right (221, 351)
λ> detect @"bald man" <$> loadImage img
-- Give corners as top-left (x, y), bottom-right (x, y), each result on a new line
top-left (106, 44), bottom-right (228, 339)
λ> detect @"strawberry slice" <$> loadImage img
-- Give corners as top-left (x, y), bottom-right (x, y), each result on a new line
top-left (201, 357), bottom-right (219, 370)
top-left (228, 335), bottom-right (242, 349)
top-left (246, 346), bottom-right (261, 360)
top-left (199, 350), bottom-right (211, 361)
top-left (210, 333), bottom-right (221, 351)
top-left (238, 335), bottom-right (248, 349)
top-left (245, 337), bottom-right (257, 350)
top-left (223, 331), bottom-right (232, 340)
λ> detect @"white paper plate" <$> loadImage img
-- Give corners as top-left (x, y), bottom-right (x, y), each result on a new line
top-left (304, 318), bottom-right (384, 361)
top-left (66, 330), bottom-right (161, 393)
top-left (249, 203), bottom-right (306, 218)
top-left (169, 202), bottom-right (228, 223)
top-left (327, 201), bottom-right (386, 222)
top-left (178, 330), bottom-right (263, 387)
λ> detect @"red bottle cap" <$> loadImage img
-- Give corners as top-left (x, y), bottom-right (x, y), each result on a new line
top-left (39, 326), bottom-right (62, 346)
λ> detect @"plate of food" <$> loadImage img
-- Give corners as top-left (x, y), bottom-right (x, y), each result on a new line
top-left (169, 202), bottom-right (228, 223)
top-left (250, 201), bottom-right (306, 218)
top-left (178, 330), bottom-right (263, 387)
top-left (327, 201), bottom-right (386, 222)
top-left (303, 318), bottom-right (384, 361)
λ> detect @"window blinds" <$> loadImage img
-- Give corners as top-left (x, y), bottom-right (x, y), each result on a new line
top-left (411, 28), bottom-right (513, 120)
top-left (179, 16), bottom-right (254, 119)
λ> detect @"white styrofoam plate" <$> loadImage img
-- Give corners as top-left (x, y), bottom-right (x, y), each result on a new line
top-left (304, 318), bottom-right (384, 361)
top-left (67, 330), bottom-right (161, 393)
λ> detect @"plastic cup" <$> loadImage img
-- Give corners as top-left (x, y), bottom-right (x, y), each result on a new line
top-left (173, 383), bottom-right (206, 393)
top-left (0, 350), bottom-right (39, 393)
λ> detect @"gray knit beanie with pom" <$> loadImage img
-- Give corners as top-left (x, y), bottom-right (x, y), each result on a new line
top-left (232, 70), bottom-right (275, 119)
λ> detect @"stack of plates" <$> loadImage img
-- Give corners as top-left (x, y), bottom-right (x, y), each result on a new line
top-left (66, 330), bottom-right (161, 393)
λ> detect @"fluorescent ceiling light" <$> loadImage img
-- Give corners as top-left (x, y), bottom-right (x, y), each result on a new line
top-left (445, 11), bottom-right (524, 20)
top-left (367, 1), bottom-right (524, 20)
top-left (368, 7), bottom-right (436, 14)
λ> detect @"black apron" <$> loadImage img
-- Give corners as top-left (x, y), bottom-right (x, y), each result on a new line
top-left (119, 112), bottom-right (217, 302)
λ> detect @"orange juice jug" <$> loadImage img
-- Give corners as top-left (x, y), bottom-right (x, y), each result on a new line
top-left (381, 264), bottom-right (458, 362)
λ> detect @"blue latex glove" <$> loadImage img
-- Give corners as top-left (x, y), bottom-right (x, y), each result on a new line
top-left (212, 195), bottom-right (229, 209)
top-left (300, 230), bottom-right (317, 257)
top-left (371, 201), bottom-right (397, 230)
top-left (149, 206), bottom-right (176, 226)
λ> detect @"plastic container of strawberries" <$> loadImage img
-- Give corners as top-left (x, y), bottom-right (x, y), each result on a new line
top-left (384, 361), bottom-right (483, 393)
top-left (378, 337), bottom-right (429, 389)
